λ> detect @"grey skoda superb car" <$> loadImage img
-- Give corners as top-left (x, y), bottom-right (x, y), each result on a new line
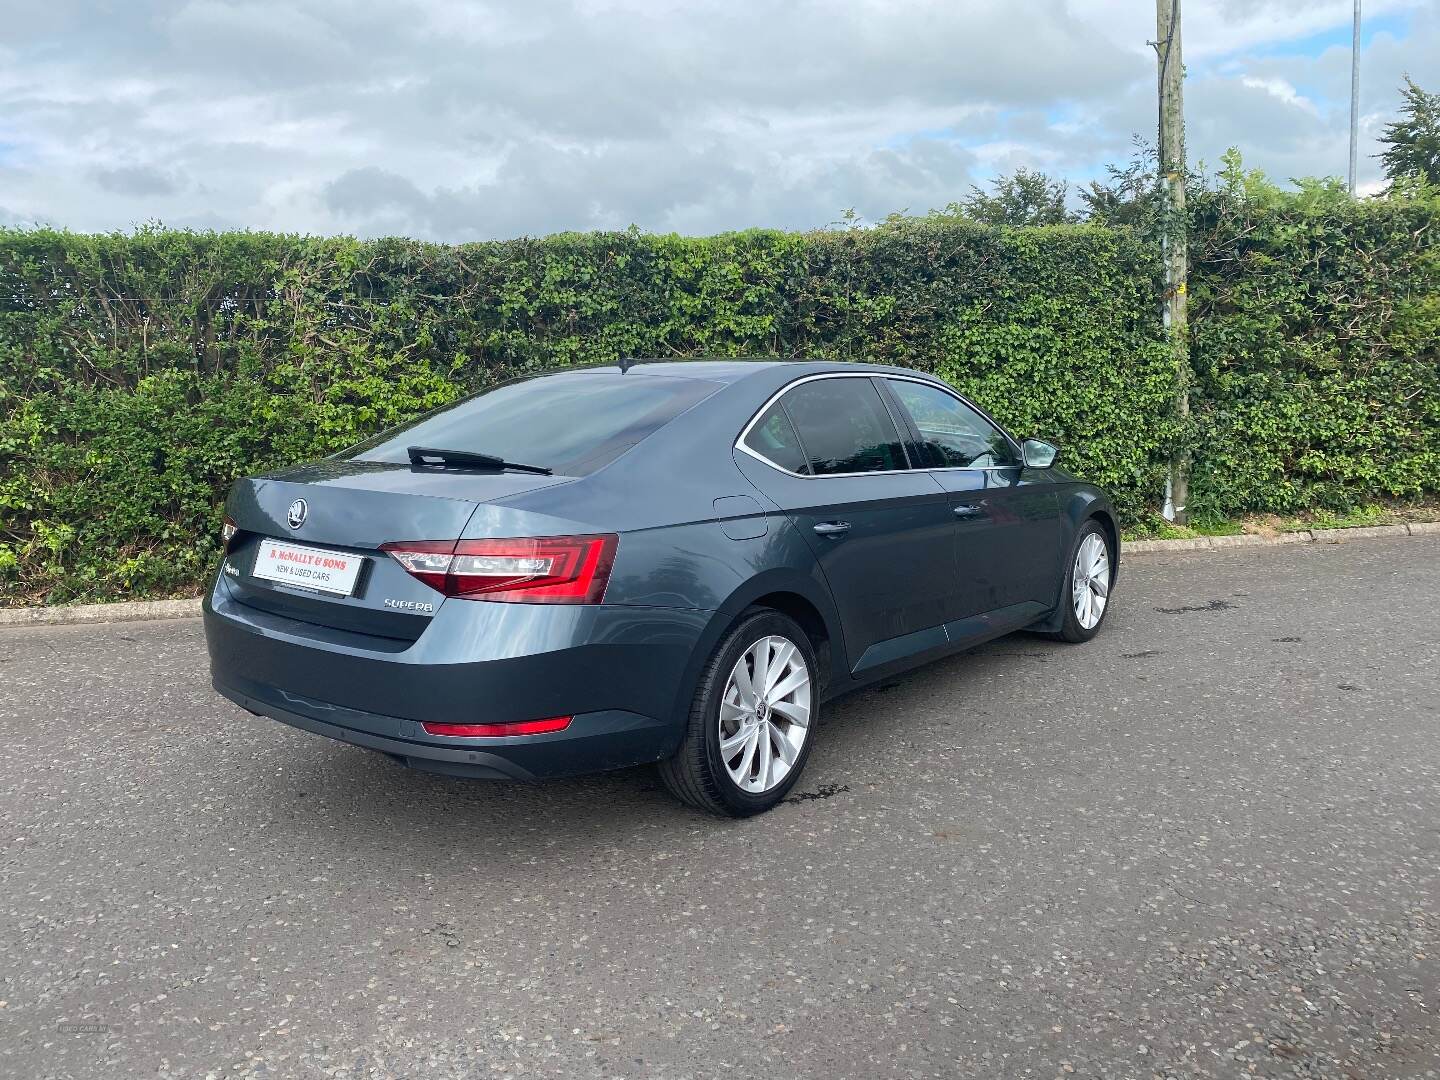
top-left (205, 360), bottom-right (1118, 816)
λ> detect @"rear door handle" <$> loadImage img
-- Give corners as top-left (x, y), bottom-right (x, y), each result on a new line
top-left (952, 505), bottom-right (984, 518)
top-left (812, 521), bottom-right (851, 537)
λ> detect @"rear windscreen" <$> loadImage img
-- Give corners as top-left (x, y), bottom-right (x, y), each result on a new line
top-left (346, 371), bottom-right (721, 476)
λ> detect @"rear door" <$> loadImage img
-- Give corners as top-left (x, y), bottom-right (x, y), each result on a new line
top-left (734, 374), bottom-right (955, 676)
top-left (881, 377), bottom-right (1062, 623)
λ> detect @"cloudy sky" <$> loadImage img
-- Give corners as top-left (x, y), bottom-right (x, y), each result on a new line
top-left (1, 0), bottom-right (1436, 240)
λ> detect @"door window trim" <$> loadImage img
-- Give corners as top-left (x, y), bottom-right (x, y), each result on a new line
top-left (735, 372), bottom-right (1022, 478)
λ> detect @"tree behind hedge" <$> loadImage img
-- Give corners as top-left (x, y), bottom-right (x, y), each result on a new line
top-left (1379, 77), bottom-right (1440, 186)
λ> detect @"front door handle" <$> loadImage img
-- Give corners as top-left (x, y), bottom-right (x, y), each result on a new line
top-left (952, 505), bottom-right (984, 518)
top-left (812, 521), bottom-right (851, 537)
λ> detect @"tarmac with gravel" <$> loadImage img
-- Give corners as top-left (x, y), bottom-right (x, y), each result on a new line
top-left (1, 535), bottom-right (1437, 1079)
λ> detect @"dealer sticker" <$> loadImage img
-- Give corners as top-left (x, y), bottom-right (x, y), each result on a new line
top-left (252, 541), bottom-right (364, 596)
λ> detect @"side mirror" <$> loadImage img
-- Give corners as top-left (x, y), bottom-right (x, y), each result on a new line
top-left (1022, 439), bottom-right (1059, 469)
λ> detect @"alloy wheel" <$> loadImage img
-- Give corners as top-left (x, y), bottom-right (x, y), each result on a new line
top-left (1071, 531), bottom-right (1111, 630)
top-left (718, 635), bottom-right (812, 793)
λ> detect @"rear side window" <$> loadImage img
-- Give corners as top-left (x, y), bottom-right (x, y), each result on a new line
top-left (741, 402), bottom-right (811, 475)
top-left (348, 372), bottom-right (720, 477)
top-left (886, 379), bottom-right (1020, 468)
top-left (777, 378), bottom-right (907, 475)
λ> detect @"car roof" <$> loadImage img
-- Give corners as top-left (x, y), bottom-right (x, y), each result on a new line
top-left (578, 358), bottom-right (935, 384)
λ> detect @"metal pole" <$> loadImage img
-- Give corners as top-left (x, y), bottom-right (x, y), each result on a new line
top-left (1349, 0), bottom-right (1361, 195)
top-left (1157, 0), bottom-right (1189, 524)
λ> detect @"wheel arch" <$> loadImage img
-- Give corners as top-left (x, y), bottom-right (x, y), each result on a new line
top-left (667, 571), bottom-right (845, 730)
top-left (1029, 486), bottom-right (1120, 634)
top-left (743, 589), bottom-right (834, 691)
top-left (1060, 488), bottom-right (1118, 560)
top-left (715, 571), bottom-right (843, 693)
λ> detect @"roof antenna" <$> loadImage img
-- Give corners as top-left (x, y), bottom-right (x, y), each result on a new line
top-left (618, 356), bottom-right (633, 373)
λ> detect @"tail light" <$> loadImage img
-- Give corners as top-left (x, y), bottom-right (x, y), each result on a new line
top-left (221, 515), bottom-right (239, 551)
top-left (380, 534), bottom-right (617, 603)
top-left (421, 716), bottom-right (573, 738)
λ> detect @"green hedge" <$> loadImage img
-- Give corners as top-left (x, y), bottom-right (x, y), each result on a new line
top-left (0, 188), bottom-right (1435, 605)
top-left (1187, 178), bottom-right (1440, 518)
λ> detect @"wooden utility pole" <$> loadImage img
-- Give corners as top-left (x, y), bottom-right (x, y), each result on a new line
top-left (1349, 0), bottom-right (1361, 194)
top-left (1156, 0), bottom-right (1189, 524)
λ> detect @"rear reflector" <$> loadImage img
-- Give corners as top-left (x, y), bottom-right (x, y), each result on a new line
top-left (421, 716), bottom-right (573, 738)
top-left (381, 534), bottom-right (617, 603)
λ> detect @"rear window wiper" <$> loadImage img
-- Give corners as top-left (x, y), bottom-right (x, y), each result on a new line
top-left (406, 446), bottom-right (553, 475)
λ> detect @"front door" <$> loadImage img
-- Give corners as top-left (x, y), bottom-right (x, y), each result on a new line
top-left (880, 377), bottom-right (1062, 626)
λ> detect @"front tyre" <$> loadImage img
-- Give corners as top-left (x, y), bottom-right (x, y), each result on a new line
top-left (658, 610), bottom-right (818, 817)
top-left (1052, 520), bottom-right (1115, 643)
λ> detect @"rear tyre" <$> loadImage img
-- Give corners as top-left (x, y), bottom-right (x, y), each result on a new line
top-left (1050, 519), bottom-right (1115, 643)
top-left (658, 609), bottom-right (819, 817)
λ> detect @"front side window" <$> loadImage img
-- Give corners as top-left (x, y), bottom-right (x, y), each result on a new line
top-left (777, 378), bottom-right (907, 475)
top-left (886, 379), bottom-right (1019, 468)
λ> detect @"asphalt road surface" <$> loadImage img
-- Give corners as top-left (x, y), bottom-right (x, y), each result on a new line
top-left (2, 537), bottom-right (1438, 1080)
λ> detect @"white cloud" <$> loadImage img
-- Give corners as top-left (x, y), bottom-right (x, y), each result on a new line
top-left (1070, 0), bottom-right (1425, 60)
top-left (0, 0), bottom-right (1435, 239)
top-left (1239, 76), bottom-right (1322, 116)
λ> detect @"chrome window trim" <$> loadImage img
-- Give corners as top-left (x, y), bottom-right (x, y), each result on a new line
top-left (734, 371), bottom-right (1024, 479)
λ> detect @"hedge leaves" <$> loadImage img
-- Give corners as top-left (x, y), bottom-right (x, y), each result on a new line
top-left (1, 183), bottom-right (1436, 605)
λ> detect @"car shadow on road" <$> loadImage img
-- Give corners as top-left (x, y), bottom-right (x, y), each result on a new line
top-left (233, 629), bottom-right (1075, 867)
top-left (236, 721), bottom-right (761, 875)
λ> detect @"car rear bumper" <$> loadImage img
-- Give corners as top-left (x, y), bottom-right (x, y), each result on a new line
top-left (204, 576), bottom-right (710, 779)
top-left (214, 677), bottom-right (674, 780)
